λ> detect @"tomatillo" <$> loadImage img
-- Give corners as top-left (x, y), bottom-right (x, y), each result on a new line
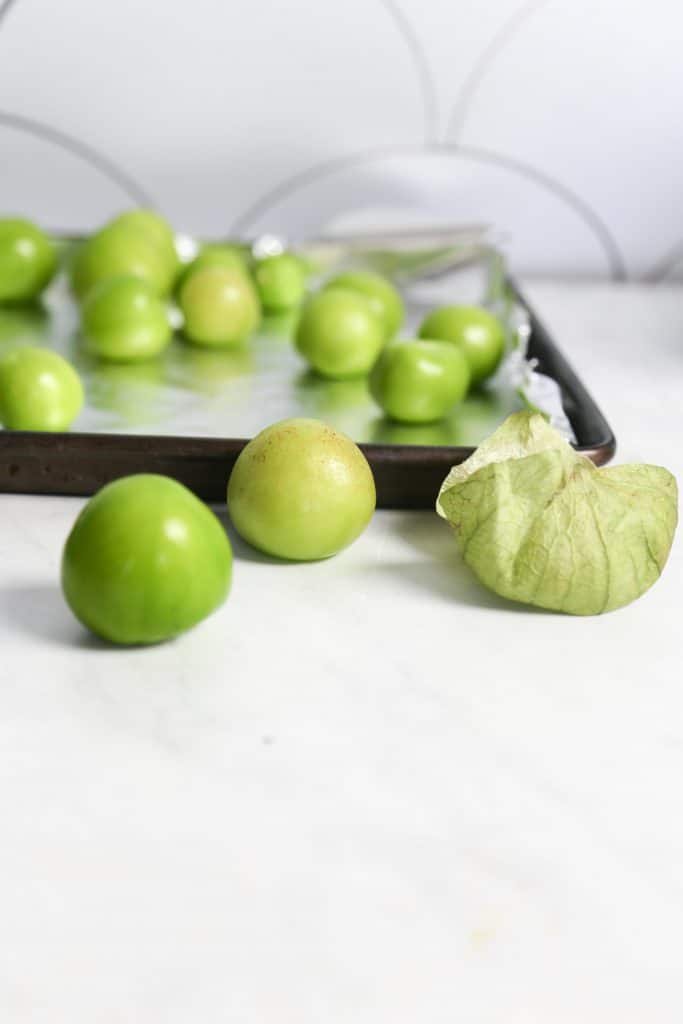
top-left (179, 265), bottom-right (261, 347)
top-left (323, 270), bottom-right (403, 339)
top-left (295, 288), bottom-right (384, 379)
top-left (370, 339), bottom-right (470, 423)
top-left (0, 218), bottom-right (57, 303)
top-left (227, 418), bottom-right (376, 560)
top-left (0, 346), bottom-right (83, 430)
top-left (253, 253), bottom-right (306, 312)
top-left (81, 275), bottom-right (172, 362)
top-left (61, 474), bottom-right (233, 644)
top-left (111, 209), bottom-right (179, 283)
top-left (418, 305), bottom-right (505, 385)
top-left (71, 221), bottom-right (175, 299)
top-left (175, 244), bottom-right (249, 297)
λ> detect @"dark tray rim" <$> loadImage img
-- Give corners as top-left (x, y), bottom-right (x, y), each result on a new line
top-left (0, 279), bottom-right (615, 509)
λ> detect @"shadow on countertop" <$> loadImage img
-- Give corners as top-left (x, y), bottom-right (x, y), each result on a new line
top-left (0, 581), bottom-right (99, 648)
top-left (376, 511), bottom-right (554, 615)
top-left (0, 582), bottom-right (179, 650)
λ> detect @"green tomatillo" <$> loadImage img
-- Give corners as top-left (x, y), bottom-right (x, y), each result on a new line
top-left (71, 220), bottom-right (176, 299)
top-left (0, 346), bottom-right (84, 430)
top-left (253, 253), bottom-right (307, 312)
top-left (323, 270), bottom-right (403, 340)
top-left (81, 275), bottom-right (172, 362)
top-left (295, 288), bottom-right (384, 380)
top-left (179, 265), bottom-right (261, 347)
top-left (370, 339), bottom-right (470, 423)
top-left (419, 305), bottom-right (505, 385)
top-left (0, 218), bottom-right (57, 303)
top-left (61, 474), bottom-right (233, 644)
top-left (227, 417), bottom-right (376, 560)
top-left (110, 209), bottom-right (179, 284)
top-left (174, 243), bottom-right (249, 297)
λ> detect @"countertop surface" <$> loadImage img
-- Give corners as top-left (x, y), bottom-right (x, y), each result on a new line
top-left (1, 280), bottom-right (681, 1023)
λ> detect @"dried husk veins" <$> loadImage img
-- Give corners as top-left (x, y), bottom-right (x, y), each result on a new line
top-left (437, 412), bottom-right (678, 614)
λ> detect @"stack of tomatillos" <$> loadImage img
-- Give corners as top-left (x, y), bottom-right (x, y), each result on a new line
top-left (294, 268), bottom-right (507, 424)
top-left (72, 211), bottom-right (308, 359)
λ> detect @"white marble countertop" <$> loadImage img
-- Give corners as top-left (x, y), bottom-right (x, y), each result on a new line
top-left (1, 280), bottom-right (682, 1022)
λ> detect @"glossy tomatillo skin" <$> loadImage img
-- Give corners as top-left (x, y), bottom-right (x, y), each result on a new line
top-left (295, 288), bottom-right (385, 379)
top-left (81, 275), bottom-right (172, 362)
top-left (179, 265), bottom-right (261, 347)
top-left (111, 209), bottom-right (180, 284)
top-left (70, 221), bottom-right (176, 299)
top-left (253, 253), bottom-right (307, 312)
top-left (0, 346), bottom-right (84, 430)
top-left (174, 244), bottom-right (249, 297)
top-left (323, 270), bottom-right (403, 339)
top-left (370, 339), bottom-right (470, 423)
top-left (0, 218), bottom-right (57, 303)
top-left (418, 305), bottom-right (505, 385)
top-left (61, 474), bottom-right (233, 644)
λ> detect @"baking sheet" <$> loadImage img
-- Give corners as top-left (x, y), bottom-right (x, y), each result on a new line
top-left (0, 255), bottom-right (563, 449)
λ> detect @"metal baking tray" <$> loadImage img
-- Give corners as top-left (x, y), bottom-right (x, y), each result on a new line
top-left (0, 236), bottom-right (615, 508)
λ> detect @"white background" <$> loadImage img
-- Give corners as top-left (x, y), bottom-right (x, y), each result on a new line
top-left (1, 0), bottom-right (681, 280)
